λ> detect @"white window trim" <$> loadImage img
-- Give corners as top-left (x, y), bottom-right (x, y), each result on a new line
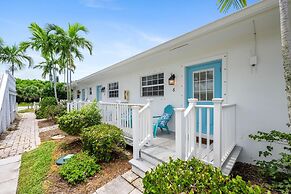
top-left (192, 68), bottom-right (215, 102)
top-left (108, 82), bottom-right (119, 98)
top-left (140, 73), bottom-right (165, 97)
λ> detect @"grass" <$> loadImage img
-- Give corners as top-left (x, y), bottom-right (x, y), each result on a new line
top-left (17, 141), bottom-right (56, 194)
top-left (18, 102), bottom-right (33, 107)
top-left (18, 108), bottom-right (35, 113)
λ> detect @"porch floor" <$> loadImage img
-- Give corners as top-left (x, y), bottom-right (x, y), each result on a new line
top-left (141, 131), bottom-right (176, 162)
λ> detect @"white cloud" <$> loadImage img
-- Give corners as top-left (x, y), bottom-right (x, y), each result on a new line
top-left (80, 0), bottom-right (122, 10)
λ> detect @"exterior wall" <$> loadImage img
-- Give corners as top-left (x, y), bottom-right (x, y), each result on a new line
top-left (74, 6), bottom-right (290, 163)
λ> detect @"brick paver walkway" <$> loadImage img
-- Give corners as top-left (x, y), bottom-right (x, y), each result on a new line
top-left (0, 113), bottom-right (40, 159)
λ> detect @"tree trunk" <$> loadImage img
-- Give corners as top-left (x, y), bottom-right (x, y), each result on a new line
top-left (52, 66), bottom-right (58, 103)
top-left (279, 0), bottom-right (291, 125)
top-left (11, 63), bottom-right (14, 76)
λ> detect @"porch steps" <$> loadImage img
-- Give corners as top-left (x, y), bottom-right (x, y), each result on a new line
top-left (221, 145), bottom-right (242, 176)
top-left (129, 158), bottom-right (155, 178)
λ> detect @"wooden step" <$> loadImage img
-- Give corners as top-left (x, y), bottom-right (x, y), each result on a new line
top-left (221, 145), bottom-right (242, 176)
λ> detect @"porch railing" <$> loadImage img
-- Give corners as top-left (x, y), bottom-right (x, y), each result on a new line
top-left (98, 101), bottom-right (144, 138)
top-left (175, 98), bottom-right (236, 168)
top-left (132, 99), bottom-right (153, 159)
top-left (67, 101), bottom-right (90, 112)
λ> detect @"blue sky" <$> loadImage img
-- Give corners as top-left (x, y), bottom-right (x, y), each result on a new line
top-left (0, 0), bottom-right (258, 80)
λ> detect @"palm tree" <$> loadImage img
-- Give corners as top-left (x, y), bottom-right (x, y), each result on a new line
top-left (34, 56), bottom-right (58, 87)
top-left (21, 23), bottom-right (59, 102)
top-left (218, 0), bottom-right (291, 125)
top-left (47, 23), bottom-right (93, 101)
top-left (0, 44), bottom-right (33, 75)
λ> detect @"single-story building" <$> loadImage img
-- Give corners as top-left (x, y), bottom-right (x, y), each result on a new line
top-left (71, 0), bottom-right (290, 175)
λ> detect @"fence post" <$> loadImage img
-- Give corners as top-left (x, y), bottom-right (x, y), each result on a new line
top-left (67, 102), bottom-right (70, 112)
top-left (175, 108), bottom-right (186, 160)
top-left (213, 98), bottom-right (223, 167)
top-left (188, 98), bottom-right (198, 158)
top-left (147, 99), bottom-right (153, 145)
top-left (116, 101), bottom-right (121, 127)
top-left (132, 106), bottom-right (140, 159)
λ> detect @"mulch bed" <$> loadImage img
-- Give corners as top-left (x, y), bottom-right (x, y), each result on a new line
top-left (38, 119), bottom-right (56, 129)
top-left (231, 162), bottom-right (278, 193)
top-left (39, 127), bottom-right (132, 194)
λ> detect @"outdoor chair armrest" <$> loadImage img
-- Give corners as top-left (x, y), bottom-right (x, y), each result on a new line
top-left (153, 115), bottom-right (162, 118)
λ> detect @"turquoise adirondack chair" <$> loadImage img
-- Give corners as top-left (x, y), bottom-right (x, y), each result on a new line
top-left (153, 105), bottom-right (174, 138)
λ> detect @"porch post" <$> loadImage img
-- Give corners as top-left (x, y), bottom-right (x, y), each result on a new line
top-left (147, 99), bottom-right (153, 145)
top-left (67, 102), bottom-right (70, 112)
top-left (213, 98), bottom-right (223, 167)
top-left (132, 106), bottom-right (140, 159)
top-left (175, 108), bottom-right (186, 160)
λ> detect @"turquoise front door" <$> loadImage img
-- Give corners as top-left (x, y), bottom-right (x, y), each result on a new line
top-left (96, 85), bottom-right (102, 101)
top-left (185, 60), bottom-right (222, 135)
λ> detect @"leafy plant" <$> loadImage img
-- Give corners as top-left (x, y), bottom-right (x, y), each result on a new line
top-left (250, 130), bottom-right (291, 193)
top-left (81, 124), bottom-right (125, 162)
top-left (59, 152), bottom-right (100, 185)
top-left (143, 158), bottom-right (266, 194)
top-left (58, 102), bottom-right (101, 135)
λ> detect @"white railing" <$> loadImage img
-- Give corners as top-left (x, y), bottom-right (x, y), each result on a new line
top-left (132, 99), bottom-right (153, 159)
top-left (175, 98), bottom-right (236, 168)
top-left (98, 101), bottom-right (144, 138)
top-left (67, 101), bottom-right (91, 112)
top-left (0, 71), bottom-right (16, 133)
top-left (221, 104), bottom-right (236, 164)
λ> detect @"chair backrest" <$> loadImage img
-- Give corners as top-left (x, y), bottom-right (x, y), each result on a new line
top-left (164, 105), bottom-right (174, 116)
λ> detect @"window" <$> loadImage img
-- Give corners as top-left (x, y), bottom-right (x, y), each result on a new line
top-left (141, 73), bottom-right (164, 97)
top-left (193, 69), bottom-right (214, 101)
top-left (89, 87), bottom-right (92, 95)
top-left (108, 82), bottom-right (119, 98)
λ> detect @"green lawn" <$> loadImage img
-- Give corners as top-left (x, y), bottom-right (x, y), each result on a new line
top-left (18, 102), bottom-right (33, 107)
top-left (18, 108), bottom-right (35, 113)
top-left (17, 141), bottom-right (56, 194)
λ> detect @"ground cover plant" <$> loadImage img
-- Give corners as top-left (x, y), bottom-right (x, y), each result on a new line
top-left (81, 124), bottom-right (126, 162)
top-left (17, 141), bottom-right (56, 194)
top-left (59, 152), bottom-right (101, 185)
top-left (250, 130), bottom-right (291, 193)
top-left (143, 158), bottom-right (267, 194)
top-left (58, 101), bottom-right (101, 135)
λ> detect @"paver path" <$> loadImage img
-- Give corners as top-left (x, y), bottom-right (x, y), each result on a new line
top-left (94, 170), bottom-right (143, 194)
top-left (0, 112), bottom-right (40, 159)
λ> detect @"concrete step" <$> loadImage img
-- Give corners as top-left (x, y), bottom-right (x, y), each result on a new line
top-left (221, 145), bottom-right (242, 176)
top-left (140, 149), bottom-right (164, 166)
top-left (129, 158), bottom-right (155, 178)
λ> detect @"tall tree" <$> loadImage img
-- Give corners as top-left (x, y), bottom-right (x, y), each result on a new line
top-left (0, 44), bottom-right (33, 75)
top-left (217, 0), bottom-right (291, 125)
top-left (21, 23), bottom-right (59, 102)
top-left (47, 23), bottom-right (93, 101)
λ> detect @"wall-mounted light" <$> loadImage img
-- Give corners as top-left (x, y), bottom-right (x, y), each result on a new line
top-left (101, 87), bottom-right (105, 93)
top-left (168, 73), bottom-right (176, 85)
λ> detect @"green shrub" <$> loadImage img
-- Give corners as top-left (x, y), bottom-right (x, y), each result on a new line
top-left (59, 152), bottom-right (100, 185)
top-left (81, 124), bottom-right (125, 162)
top-left (58, 102), bottom-right (101, 135)
top-left (143, 158), bottom-right (266, 194)
top-left (250, 130), bottom-right (291, 193)
top-left (35, 97), bottom-right (58, 119)
top-left (46, 104), bottom-right (66, 121)
top-left (39, 97), bottom-right (57, 108)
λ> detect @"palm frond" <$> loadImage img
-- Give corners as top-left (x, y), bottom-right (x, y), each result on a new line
top-left (217, 0), bottom-right (247, 13)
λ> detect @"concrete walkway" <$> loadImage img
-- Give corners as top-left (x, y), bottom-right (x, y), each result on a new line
top-left (94, 170), bottom-right (143, 194)
top-left (0, 155), bottom-right (21, 194)
top-left (0, 113), bottom-right (40, 159)
top-left (0, 112), bottom-right (40, 194)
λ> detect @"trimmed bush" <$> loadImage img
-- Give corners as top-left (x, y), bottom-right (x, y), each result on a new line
top-left (35, 97), bottom-right (58, 119)
top-left (59, 152), bottom-right (100, 185)
top-left (81, 124), bottom-right (126, 162)
top-left (58, 102), bottom-right (101, 135)
top-left (143, 158), bottom-right (267, 194)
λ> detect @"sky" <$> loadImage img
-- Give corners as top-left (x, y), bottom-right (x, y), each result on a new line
top-left (0, 0), bottom-right (258, 81)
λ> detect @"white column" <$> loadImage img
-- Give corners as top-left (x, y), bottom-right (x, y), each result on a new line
top-left (175, 108), bottom-right (186, 160)
top-left (188, 98), bottom-right (198, 158)
top-left (132, 106), bottom-right (140, 159)
top-left (147, 99), bottom-right (153, 145)
top-left (213, 98), bottom-right (223, 167)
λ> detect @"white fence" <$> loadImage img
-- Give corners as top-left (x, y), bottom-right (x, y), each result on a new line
top-left (175, 98), bottom-right (236, 168)
top-left (0, 71), bottom-right (17, 133)
top-left (67, 101), bottom-right (90, 112)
